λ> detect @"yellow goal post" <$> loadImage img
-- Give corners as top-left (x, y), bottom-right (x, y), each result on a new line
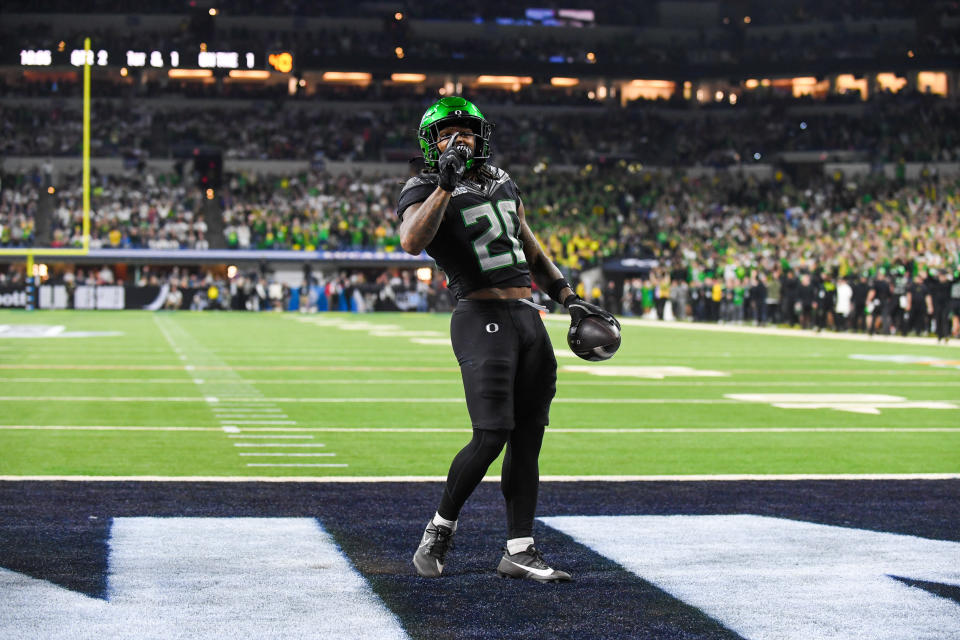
top-left (0, 38), bottom-right (93, 276)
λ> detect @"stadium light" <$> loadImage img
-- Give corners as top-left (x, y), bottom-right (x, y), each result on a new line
top-left (630, 79), bottom-right (674, 88)
top-left (169, 69), bottom-right (213, 79)
top-left (476, 75), bottom-right (533, 85)
top-left (391, 73), bottom-right (426, 83)
top-left (550, 77), bottom-right (579, 87)
top-left (876, 73), bottom-right (907, 93)
top-left (321, 71), bottom-right (372, 82)
top-left (228, 70), bottom-right (271, 80)
top-left (918, 71), bottom-right (947, 96)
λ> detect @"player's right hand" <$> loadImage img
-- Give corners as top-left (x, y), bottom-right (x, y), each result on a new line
top-left (438, 136), bottom-right (470, 192)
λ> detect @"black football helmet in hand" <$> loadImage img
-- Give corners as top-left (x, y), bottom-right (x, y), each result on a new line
top-left (564, 296), bottom-right (621, 361)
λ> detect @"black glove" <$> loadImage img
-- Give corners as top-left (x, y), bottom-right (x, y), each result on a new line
top-left (564, 294), bottom-right (621, 330)
top-left (438, 137), bottom-right (471, 192)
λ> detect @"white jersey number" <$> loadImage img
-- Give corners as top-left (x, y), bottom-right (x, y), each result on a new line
top-left (461, 200), bottom-right (526, 272)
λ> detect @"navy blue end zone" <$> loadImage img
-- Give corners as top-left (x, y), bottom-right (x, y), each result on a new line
top-left (1, 479), bottom-right (958, 640)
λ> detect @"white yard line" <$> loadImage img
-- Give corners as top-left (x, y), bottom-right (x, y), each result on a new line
top-left (218, 420), bottom-right (298, 425)
top-left (2, 425), bottom-right (959, 433)
top-left (151, 315), bottom-right (324, 466)
top-left (5, 396), bottom-right (959, 407)
top-left (3, 377), bottom-right (959, 387)
top-left (238, 453), bottom-right (337, 457)
top-left (0, 396), bottom-right (743, 403)
top-left (229, 435), bottom-right (314, 439)
top-left (233, 443), bottom-right (327, 447)
top-left (0, 364), bottom-right (460, 372)
top-left (244, 464), bottom-right (350, 468)
top-left (1, 473), bottom-right (957, 482)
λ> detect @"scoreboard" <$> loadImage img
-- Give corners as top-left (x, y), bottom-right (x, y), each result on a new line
top-left (18, 47), bottom-right (293, 73)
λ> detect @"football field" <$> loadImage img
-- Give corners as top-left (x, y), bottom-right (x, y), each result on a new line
top-left (1, 310), bottom-right (959, 640)
top-left (0, 310), bottom-right (958, 478)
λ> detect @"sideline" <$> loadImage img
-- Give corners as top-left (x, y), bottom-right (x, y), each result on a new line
top-left (543, 315), bottom-right (960, 348)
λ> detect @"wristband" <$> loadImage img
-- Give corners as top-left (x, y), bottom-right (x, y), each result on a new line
top-left (546, 278), bottom-right (571, 304)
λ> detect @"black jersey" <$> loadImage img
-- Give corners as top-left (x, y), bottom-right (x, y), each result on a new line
top-left (396, 165), bottom-right (531, 299)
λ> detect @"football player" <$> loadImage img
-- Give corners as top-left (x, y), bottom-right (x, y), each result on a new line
top-left (397, 97), bottom-right (617, 582)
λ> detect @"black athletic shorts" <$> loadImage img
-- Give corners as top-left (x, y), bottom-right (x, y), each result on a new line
top-left (450, 298), bottom-right (557, 431)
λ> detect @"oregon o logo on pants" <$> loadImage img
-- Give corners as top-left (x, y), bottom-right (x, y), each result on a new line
top-left (485, 323), bottom-right (499, 333)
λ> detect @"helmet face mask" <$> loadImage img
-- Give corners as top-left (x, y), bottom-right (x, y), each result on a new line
top-left (418, 97), bottom-right (494, 171)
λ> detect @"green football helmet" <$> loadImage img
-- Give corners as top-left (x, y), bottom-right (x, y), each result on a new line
top-left (418, 96), bottom-right (494, 171)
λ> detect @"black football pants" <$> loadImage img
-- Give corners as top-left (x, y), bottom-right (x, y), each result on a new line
top-left (436, 298), bottom-right (556, 538)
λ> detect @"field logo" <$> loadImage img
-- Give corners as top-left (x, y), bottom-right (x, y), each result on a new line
top-left (0, 324), bottom-right (122, 339)
top-left (850, 354), bottom-right (960, 371)
top-left (726, 393), bottom-right (957, 414)
top-left (0, 517), bottom-right (409, 640)
top-left (563, 365), bottom-right (729, 379)
top-left (542, 514), bottom-right (960, 640)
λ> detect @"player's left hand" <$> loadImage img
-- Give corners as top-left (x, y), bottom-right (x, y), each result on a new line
top-left (564, 295), bottom-right (621, 330)
top-left (438, 134), bottom-right (471, 192)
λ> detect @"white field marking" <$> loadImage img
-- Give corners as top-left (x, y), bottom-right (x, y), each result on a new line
top-left (335, 322), bottom-right (390, 331)
top-left (369, 330), bottom-right (444, 337)
top-left (293, 317), bottom-right (347, 324)
top-left (232, 426), bottom-right (960, 434)
top-left (727, 393), bottom-right (959, 415)
top-left (152, 315), bottom-right (314, 463)
top-left (5, 425), bottom-right (960, 434)
top-left (229, 435), bottom-right (314, 439)
top-left (409, 338), bottom-right (452, 345)
top-left (205, 397), bottom-right (218, 403)
top-left (0, 426), bottom-right (226, 432)
top-left (4, 376), bottom-right (958, 388)
top-left (217, 420), bottom-right (298, 425)
top-left (850, 354), bottom-right (960, 370)
top-left (541, 515), bottom-right (960, 640)
top-left (238, 453), bottom-right (337, 457)
top-left (245, 464), bottom-right (350, 468)
top-left (232, 443), bottom-right (327, 447)
top-left (0, 517), bottom-right (410, 640)
top-left (542, 313), bottom-right (960, 348)
top-left (0, 364), bottom-right (456, 372)
top-left (563, 365), bottom-right (730, 379)
top-left (3, 473), bottom-right (960, 482)
top-left (0, 396), bottom-right (756, 404)
top-left (554, 349), bottom-right (577, 358)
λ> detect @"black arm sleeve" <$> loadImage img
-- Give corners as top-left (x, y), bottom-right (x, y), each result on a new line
top-left (397, 174), bottom-right (440, 219)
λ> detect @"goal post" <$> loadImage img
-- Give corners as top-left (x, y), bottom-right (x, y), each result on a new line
top-left (1, 39), bottom-right (92, 309)
top-left (0, 37), bottom-right (92, 261)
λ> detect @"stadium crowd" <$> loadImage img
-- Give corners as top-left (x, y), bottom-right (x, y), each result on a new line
top-left (2, 91), bottom-right (957, 166)
top-left (3, 162), bottom-right (959, 337)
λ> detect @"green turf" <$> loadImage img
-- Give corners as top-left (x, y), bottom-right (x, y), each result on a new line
top-left (0, 309), bottom-right (958, 477)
